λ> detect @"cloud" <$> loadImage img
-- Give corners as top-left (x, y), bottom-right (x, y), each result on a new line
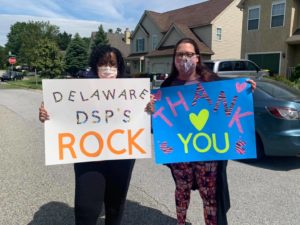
top-left (0, 14), bottom-right (137, 47)
top-left (0, 0), bottom-right (205, 46)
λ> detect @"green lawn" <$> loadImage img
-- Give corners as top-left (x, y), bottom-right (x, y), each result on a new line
top-left (0, 76), bottom-right (42, 89)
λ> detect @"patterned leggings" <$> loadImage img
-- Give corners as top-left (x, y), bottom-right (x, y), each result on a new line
top-left (170, 162), bottom-right (218, 225)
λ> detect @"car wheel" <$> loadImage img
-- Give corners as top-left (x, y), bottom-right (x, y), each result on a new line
top-left (255, 134), bottom-right (265, 159)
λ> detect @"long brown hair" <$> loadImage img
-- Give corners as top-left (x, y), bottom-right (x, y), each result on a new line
top-left (161, 38), bottom-right (218, 87)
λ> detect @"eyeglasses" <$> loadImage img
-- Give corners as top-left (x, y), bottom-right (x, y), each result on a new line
top-left (175, 52), bottom-right (198, 59)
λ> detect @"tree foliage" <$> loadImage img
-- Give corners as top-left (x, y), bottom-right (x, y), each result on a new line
top-left (5, 21), bottom-right (63, 68)
top-left (0, 46), bottom-right (7, 69)
top-left (64, 33), bottom-right (89, 76)
top-left (5, 22), bottom-right (27, 57)
top-left (33, 39), bottom-right (64, 78)
top-left (115, 27), bottom-right (122, 34)
top-left (57, 31), bottom-right (72, 51)
top-left (82, 37), bottom-right (91, 49)
top-left (291, 64), bottom-right (300, 82)
top-left (91, 24), bottom-right (108, 49)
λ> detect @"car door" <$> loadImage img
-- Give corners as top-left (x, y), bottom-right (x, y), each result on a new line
top-left (232, 60), bottom-right (258, 77)
top-left (216, 61), bottom-right (234, 77)
top-left (244, 60), bottom-right (260, 77)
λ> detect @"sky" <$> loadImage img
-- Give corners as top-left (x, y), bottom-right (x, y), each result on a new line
top-left (0, 0), bottom-right (206, 47)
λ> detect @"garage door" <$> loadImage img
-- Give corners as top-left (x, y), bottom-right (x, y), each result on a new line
top-left (152, 63), bottom-right (167, 73)
top-left (248, 53), bottom-right (280, 74)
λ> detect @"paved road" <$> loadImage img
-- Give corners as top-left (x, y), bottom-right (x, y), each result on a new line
top-left (0, 87), bottom-right (300, 225)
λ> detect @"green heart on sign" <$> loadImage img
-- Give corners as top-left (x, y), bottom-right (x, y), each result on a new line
top-left (189, 109), bottom-right (209, 131)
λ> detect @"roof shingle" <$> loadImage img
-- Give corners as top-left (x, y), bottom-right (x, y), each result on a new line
top-left (147, 0), bottom-right (234, 32)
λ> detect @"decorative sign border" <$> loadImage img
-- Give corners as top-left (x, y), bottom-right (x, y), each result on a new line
top-left (152, 78), bottom-right (256, 164)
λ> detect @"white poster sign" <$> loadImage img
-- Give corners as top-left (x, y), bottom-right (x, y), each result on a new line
top-left (42, 78), bottom-right (151, 165)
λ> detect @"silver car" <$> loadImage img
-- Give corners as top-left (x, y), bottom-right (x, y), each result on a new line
top-left (203, 59), bottom-right (269, 78)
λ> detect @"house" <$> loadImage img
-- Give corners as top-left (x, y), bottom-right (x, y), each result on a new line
top-left (128, 0), bottom-right (243, 75)
top-left (91, 28), bottom-right (131, 74)
top-left (91, 28), bottom-right (131, 58)
top-left (238, 0), bottom-right (300, 76)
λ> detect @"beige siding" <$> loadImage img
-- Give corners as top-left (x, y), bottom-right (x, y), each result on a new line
top-left (240, 0), bottom-right (295, 75)
top-left (211, 0), bottom-right (243, 59)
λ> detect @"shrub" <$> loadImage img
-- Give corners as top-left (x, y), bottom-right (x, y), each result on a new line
top-left (270, 76), bottom-right (300, 90)
top-left (291, 64), bottom-right (300, 82)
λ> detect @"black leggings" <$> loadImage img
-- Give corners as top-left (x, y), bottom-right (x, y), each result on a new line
top-left (74, 159), bottom-right (135, 225)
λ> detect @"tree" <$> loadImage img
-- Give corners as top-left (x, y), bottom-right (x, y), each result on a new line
top-left (115, 27), bottom-right (122, 34)
top-left (108, 28), bottom-right (113, 33)
top-left (33, 38), bottom-right (64, 78)
top-left (0, 46), bottom-right (7, 69)
top-left (91, 24), bottom-right (108, 49)
top-left (291, 64), bottom-right (300, 82)
top-left (5, 21), bottom-right (60, 67)
top-left (57, 31), bottom-right (72, 51)
top-left (64, 33), bottom-right (89, 76)
top-left (82, 37), bottom-right (91, 49)
top-left (5, 22), bottom-right (27, 58)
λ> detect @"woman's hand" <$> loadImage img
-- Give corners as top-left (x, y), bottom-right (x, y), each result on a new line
top-left (247, 79), bottom-right (256, 92)
top-left (145, 94), bottom-right (156, 114)
top-left (39, 102), bottom-right (49, 123)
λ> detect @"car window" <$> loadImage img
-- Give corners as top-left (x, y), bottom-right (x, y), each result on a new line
top-left (257, 81), bottom-right (300, 98)
top-left (245, 61), bottom-right (258, 71)
top-left (233, 61), bottom-right (246, 71)
top-left (204, 62), bottom-right (214, 71)
top-left (253, 88), bottom-right (269, 101)
top-left (218, 62), bottom-right (233, 71)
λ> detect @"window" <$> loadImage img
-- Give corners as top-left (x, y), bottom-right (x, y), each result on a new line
top-left (245, 61), bottom-right (259, 71)
top-left (271, 1), bottom-right (285, 28)
top-left (233, 61), bottom-right (246, 71)
top-left (218, 62), bottom-right (233, 71)
top-left (152, 35), bottom-right (158, 50)
top-left (248, 7), bottom-right (260, 30)
top-left (204, 62), bottom-right (215, 71)
top-left (136, 38), bottom-right (144, 52)
top-left (216, 28), bottom-right (222, 41)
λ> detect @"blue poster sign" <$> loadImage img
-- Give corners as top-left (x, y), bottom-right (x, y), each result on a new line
top-left (152, 78), bottom-right (256, 164)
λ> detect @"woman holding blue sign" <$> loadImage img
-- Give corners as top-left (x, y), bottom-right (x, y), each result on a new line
top-left (147, 37), bottom-right (256, 225)
top-left (39, 45), bottom-right (134, 225)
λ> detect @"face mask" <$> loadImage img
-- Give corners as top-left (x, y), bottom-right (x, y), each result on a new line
top-left (175, 57), bottom-right (196, 75)
top-left (97, 66), bottom-right (118, 79)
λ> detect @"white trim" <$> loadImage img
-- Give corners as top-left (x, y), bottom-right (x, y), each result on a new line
top-left (136, 37), bottom-right (145, 52)
top-left (247, 5), bottom-right (260, 31)
top-left (152, 34), bottom-right (158, 50)
top-left (131, 12), bottom-right (148, 39)
top-left (245, 51), bottom-right (282, 73)
top-left (270, 0), bottom-right (286, 29)
top-left (216, 27), bottom-right (222, 41)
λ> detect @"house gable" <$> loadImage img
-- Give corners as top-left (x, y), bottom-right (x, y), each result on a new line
top-left (130, 11), bottom-right (164, 54)
top-left (210, 0), bottom-right (243, 59)
top-left (159, 25), bottom-right (184, 48)
top-left (128, 0), bottom-right (241, 74)
top-left (130, 25), bottom-right (148, 54)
